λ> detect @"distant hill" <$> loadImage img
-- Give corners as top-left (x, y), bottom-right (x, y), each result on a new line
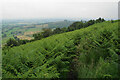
top-left (2, 20), bottom-right (119, 78)
top-left (45, 20), bottom-right (74, 28)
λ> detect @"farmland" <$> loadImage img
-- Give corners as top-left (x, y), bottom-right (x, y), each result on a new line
top-left (2, 20), bottom-right (74, 44)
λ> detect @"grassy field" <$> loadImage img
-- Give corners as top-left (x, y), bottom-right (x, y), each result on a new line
top-left (2, 20), bottom-right (119, 78)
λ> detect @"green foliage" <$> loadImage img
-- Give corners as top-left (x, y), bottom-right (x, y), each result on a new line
top-left (68, 17), bottom-right (105, 31)
top-left (5, 38), bottom-right (20, 47)
top-left (53, 28), bottom-right (62, 34)
top-left (33, 32), bottom-right (43, 40)
top-left (75, 21), bottom-right (119, 78)
top-left (33, 18), bottom-right (105, 41)
top-left (4, 38), bottom-right (32, 48)
top-left (2, 20), bottom-right (119, 78)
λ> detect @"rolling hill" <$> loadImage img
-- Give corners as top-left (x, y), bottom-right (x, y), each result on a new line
top-left (2, 20), bottom-right (119, 78)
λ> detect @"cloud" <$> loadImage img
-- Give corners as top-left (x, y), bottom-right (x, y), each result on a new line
top-left (1, 0), bottom-right (118, 19)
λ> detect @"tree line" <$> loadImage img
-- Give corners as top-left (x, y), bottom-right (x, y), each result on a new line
top-left (4, 18), bottom-right (106, 48)
top-left (33, 18), bottom-right (105, 40)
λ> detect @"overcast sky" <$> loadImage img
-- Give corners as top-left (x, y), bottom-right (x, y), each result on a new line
top-left (0, 0), bottom-right (119, 20)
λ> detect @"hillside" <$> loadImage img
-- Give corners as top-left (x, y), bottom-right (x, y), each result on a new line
top-left (45, 20), bottom-right (74, 28)
top-left (2, 20), bottom-right (119, 78)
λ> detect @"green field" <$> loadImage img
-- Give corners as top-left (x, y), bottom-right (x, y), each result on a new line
top-left (2, 20), bottom-right (119, 78)
top-left (2, 20), bottom-right (74, 44)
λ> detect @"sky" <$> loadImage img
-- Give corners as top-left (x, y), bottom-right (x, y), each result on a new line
top-left (0, 0), bottom-right (119, 20)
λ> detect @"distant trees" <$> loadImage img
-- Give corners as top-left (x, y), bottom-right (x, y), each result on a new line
top-left (53, 28), bottom-right (62, 34)
top-left (68, 21), bottom-right (84, 31)
top-left (96, 18), bottom-right (105, 23)
top-left (33, 27), bottom-right (68, 40)
top-left (6, 38), bottom-right (19, 47)
top-left (33, 28), bottom-right (53, 40)
top-left (87, 20), bottom-right (95, 26)
top-left (42, 28), bottom-right (53, 37)
top-left (61, 27), bottom-right (67, 32)
top-left (68, 18), bottom-right (105, 31)
top-left (33, 33), bottom-right (43, 40)
top-left (5, 38), bottom-right (31, 47)
top-left (5, 18), bottom-right (106, 47)
top-left (18, 40), bottom-right (30, 44)
top-left (33, 17), bottom-right (106, 41)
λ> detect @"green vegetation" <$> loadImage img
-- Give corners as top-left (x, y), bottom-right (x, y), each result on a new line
top-left (2, 20), bottom-right (74, 44)
top-left (33, 18), bottom-right (105, 41)
top-left (45, 20), bottom-right (74, 28)
top-left (2, 20), bottom-right (119, 78)
top-left (4, 18), bottom-right (105, 47)
top-left (4, 38), bottom-right (31, 48)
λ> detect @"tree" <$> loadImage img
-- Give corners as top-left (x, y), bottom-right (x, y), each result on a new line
top-left (61, 27), bottom-right (67, 33)
top-left (53, 28), bottom-right (62, 34)
top-left (101, 18), bottom-right (105, 22)
top-left (18, 40), bottom-right (30, 44)
top-left (77, 21), bottom-right (84, 29)
top-left (33, 33), bottom-right (43, 40)
top-left (6, 38), bottom-right (19, 47)
top-left (67, 21), bottom-right (84, 31)
top-left (42, 28), bottom-right (53, 38)
top-left (87, 20), bottom-right (95, 26)
top-left (96, 18), bottom-right (105, 23)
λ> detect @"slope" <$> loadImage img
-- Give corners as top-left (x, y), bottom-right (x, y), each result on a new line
top-left (2, 20), bottom-right (119, 78)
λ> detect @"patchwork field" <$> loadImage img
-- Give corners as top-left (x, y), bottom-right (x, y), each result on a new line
top-left (2, 20), bottom-right (74, 44)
